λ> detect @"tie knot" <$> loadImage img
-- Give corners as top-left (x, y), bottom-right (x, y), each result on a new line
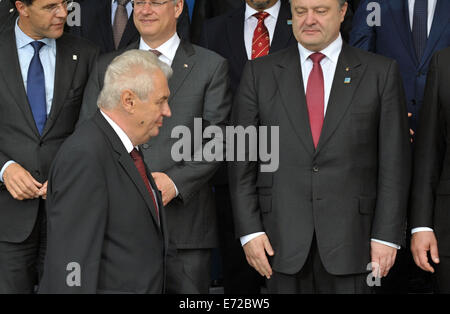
top-left (30, 41), bottom-right (45, 53)
top-left (117, 0), bottom-right (130, 6)
top-left (309, 52), bottom-right (326, 64)
top-left (130, 148), bottom-right (141, 161)
top-left (149, 49), bottom-right (162, 57)
top-left (253, 11), bottom-right (270, 21)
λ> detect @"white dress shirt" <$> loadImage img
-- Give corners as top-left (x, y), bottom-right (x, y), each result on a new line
top-left (111, 0), bottom-right (133, 25)
top-left (244, 0), bottom-right (281, 60)
top-left (241, 35), bottom-right (400, 249)
top-left (408, 0), bottom-right (438, 37)
top-left (100, 110), bottom-right (159, 206)
top-left (408, 0), bottom-right (437, 235)
top-left (139, 32), bottom-right (181, 67)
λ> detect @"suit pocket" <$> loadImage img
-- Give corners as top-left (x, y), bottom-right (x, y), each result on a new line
top-left (358, 197), bottom-right (376, 215)
top-left (436, 180), bottom-right (450, 195)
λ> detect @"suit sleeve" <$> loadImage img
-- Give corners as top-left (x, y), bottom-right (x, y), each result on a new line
top-left (349, 0), bottom-right (376, 52)
top-left (227, 61), bottom-right (264, 238)
top-left (39, 145), bottom-right (108, 293)
top-left (165, 58), bottom-right (232, 203)
top-left (371, 60), bottom-right (411, 246)
top-left (409, 52), bottom-right (445, 229)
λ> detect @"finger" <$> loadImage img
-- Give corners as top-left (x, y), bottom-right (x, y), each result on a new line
top-left (263, 238), bottom-right (274, 256)
top-left (371, 258), bottom-right (381, 278)
top-left (408, 112), bottom-right (412, 118)
top-left (430, 242), bottom-right (440, 264)
top-left (418, 250), bottom-right (434, 273)
top-left (28, 173), bottom-right (42, 188)
top-left (410, 129), bottom-right (415, 136)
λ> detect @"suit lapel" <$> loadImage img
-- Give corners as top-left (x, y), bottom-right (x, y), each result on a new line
top-left (419, 0), bottom-right (450, 69)
top-left (273, 45), bottom-right (315, 155)
top-left (0, 28), bottom-right (40, 136)
top-left (41, 35), bottom-right (80, 137)
top-left (169, 40), bottom-right (195, 101)
top-left (387, 0), bottom-right (418, 65)
top-left (315, 44), bottom-right (365, 155)
top-left (226, 6), bottom-right (248, 68)
top-left (94, 111), bottom-right (161, 229)
top-left (270, 0), bottom-right (294, 53)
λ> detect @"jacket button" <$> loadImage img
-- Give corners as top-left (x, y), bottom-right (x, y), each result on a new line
top-left (312, 166), bottom-right (319, 172)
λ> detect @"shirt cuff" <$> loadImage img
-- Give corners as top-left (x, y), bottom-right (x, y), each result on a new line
top-left (371, 239), bottom-right (401, 250)
top-left (412, 227), bottom-right (434, 234)
top-left (0, 160), bottom-right (17, 182)
top-left (240, 232), bottom-right (265, 246)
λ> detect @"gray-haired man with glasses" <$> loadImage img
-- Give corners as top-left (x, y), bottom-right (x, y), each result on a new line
top-left (0, 0), bottom-right (98, 293)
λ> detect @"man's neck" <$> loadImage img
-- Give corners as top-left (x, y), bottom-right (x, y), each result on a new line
top-left (18, 18), bottom-right (43, 40)
top-left (141, 31), bottom-right (176, 49)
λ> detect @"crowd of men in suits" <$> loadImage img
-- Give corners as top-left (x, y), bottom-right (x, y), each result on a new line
top-left (0, 0), bottom-right (449, 294)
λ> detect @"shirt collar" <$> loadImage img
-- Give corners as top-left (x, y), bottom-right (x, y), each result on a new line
top-left (298, 34), bottom-right (343, 65)
top-left (100, 110), bottom-right (136, 154)
top-left (245, 0), bottom-right (281, 21)
top-left (15, 17), bottom-right (55, 50)
top-left (139, 32), bottom-right (181, 64)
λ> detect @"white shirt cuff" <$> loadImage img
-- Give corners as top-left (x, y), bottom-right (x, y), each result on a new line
top-left (412, 227), bottom-right (434, 234)
top-left (0, 161), bottom-right (17, 182)
top-left (240, 232), bottom-right (265, 246)
top-left (371, 238), bottom-right (401, 250)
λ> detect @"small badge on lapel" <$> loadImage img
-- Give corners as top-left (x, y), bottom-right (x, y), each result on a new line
top-left (10, 8), bottom-right (14, 13)
top-left (184, 64), bottom-right (188, 68)
top-left (73, 55), bottom-right (77, 61)
top-left (344, 77), bottom-right (351, 84)
top-left (287, 19), bottom-right (292, 25)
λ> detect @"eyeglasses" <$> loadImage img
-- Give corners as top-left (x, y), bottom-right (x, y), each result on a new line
top-left (131, 1), bottom-right (170, 9)
top-left (41, 0), bottom-right (74, 14)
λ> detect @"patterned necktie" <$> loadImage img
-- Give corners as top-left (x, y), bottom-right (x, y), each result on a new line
top-left (412, 0), bottom-right (428, 61)
top-left (306, 52), bottom-right (326, 148)
top-left (149, 49), bottom-right (162, 57)
top-left (112, 0), bottom-right (130, 49)
top-left (27, 41), bottom-right (47, 135)
top-left (251, 12), bottom-right (270, 59)
top-left (130, 148), bottom-right (159, 220)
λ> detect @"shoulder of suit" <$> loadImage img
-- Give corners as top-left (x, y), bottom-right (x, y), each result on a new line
top-left (189, 42), bottom-right (227, 64)
top-left (347, 44), bottom-right (397, 67)
top-left (58, 32), bottom-right (99, 53)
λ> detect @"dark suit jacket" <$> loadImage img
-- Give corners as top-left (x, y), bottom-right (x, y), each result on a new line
top-left (68, 0), bottom-right (191, 55)
top-left (229, 43), bottom-right (411, 275)
top-left (410, 48), bottom-right (450, 256)
top-left (350, 0), bottom-right (450, 131)
top-left (0, 0), bottom-right (16, 33)
top-left (80, 40), bottom-right (232, 249)
top-left (0, 26), bottom-right (98, 243)
top-left (39, 111), bottom-right (167, 293)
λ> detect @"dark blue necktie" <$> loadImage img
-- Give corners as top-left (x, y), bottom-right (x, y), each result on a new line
top-left (412, 0), bottom-right (428, 61)
top-left (186, 0), bottom-right (195, 21)
top-left (27, 41), bottom-right (47, 135)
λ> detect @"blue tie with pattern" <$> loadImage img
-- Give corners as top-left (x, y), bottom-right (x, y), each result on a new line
top-left (27, 41), bottom-right (47, 135)
top-left (412, 0), bottom-right (428, 61)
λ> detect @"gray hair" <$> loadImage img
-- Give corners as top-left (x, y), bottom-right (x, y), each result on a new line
top-left (289, 0), bottom-right (347, 7)
top-left (97, 49), bottom-right (172, 110)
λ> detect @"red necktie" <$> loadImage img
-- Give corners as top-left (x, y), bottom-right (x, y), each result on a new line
top-left (306, 52), bottom-right (326, 148)
top-left (130, 148), bottom-right (159, 220)
top-left (251, 12), bottom-right (270, 59)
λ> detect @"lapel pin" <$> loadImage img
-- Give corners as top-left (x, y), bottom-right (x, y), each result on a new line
top-left (184, 64), bottom-right (188, 68)
top-left (346, 67), bottom-right (350, 72)
top-left (10, 8), bottom-right (14, 13)
top-left (287, 19), bottom-right (292, 25)
top-left (344, 77), bottom-right (351, 84)
top-left (73, 55), bottom-right (78, 61)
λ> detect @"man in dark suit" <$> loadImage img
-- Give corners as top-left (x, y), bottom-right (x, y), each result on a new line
top-left (0, 0), bottom-right (17, 33)
top-left (350, 0), bottom-right (450, 293)
top-left (0, 0), bottom-right (98, 293)
top-left (39, 50), bottom-right (170, 293)
top-left (410, 47), bottom-right (450, 293)
top-left (80, 0), bottom-right (231, 293)
top-left (199, 0), bottom-right (297, 294)
top-left (229, 0), bottom-right (411, 293)
top-left (69, 0), bottom-right (191, 55)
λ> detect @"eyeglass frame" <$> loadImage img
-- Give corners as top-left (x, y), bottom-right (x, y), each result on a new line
top-left (38, 0), bottom-right (74, 14)
top-left (131, 0), bottom-right (171, 9)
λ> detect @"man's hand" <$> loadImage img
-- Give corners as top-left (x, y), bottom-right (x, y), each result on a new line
top-left (39, 181), bottom-right (48, 200)
top-left (370, 241), bottom-right (398, 278)
top-left (411, 231), bottom-right (440, 273)
top-left (3, 163), bottom-right (42, 200)
top-left (151, 172), bottom-right (176, 206)
top-left (408, 113), bottom-right (414, 143)
top-left (243, 234), bottom-right (274, 279)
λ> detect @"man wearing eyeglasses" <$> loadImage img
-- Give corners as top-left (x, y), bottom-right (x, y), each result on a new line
top-left (80, 0), bottom-right (231, 294)
top-left (0, 0), bottom-right (98, 293)
top-left (68, 0), bottom-right (191, 55)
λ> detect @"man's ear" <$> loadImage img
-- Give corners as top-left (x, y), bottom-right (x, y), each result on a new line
top-left (15, 1), bottom-right (30, 18)
top-left (340, 2), bottom-right (348, 23)
top-left (120, 90), bottom-right (137, 114)
top-left (174, 0), bottom-right (184, 19)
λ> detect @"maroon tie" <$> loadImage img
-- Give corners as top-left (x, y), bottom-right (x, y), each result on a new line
top-left (130, 148), bottom-right (159, 220)
top-left (251, 12), bottom-right (270, 59)
top-left (306, 52), bottom-right (326, 148)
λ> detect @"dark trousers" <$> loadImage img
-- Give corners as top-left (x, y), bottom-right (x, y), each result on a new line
top-left (215, 185), bottom-right (263, 294)
top-left (0, 200), bottom-right (46, 293)
top-left (266, 236), bottom-right (373, 294)
top-left (434, 256), bottom-right (450, 293)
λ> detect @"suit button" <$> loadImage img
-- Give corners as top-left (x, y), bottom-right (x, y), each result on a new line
top-left (312, 166), bottom-right (319, 172)
top-left (142, 144), bottom-right (150, 149)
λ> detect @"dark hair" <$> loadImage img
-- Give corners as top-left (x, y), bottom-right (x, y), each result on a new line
top-left (13, 0), bottom-right (35, 5)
